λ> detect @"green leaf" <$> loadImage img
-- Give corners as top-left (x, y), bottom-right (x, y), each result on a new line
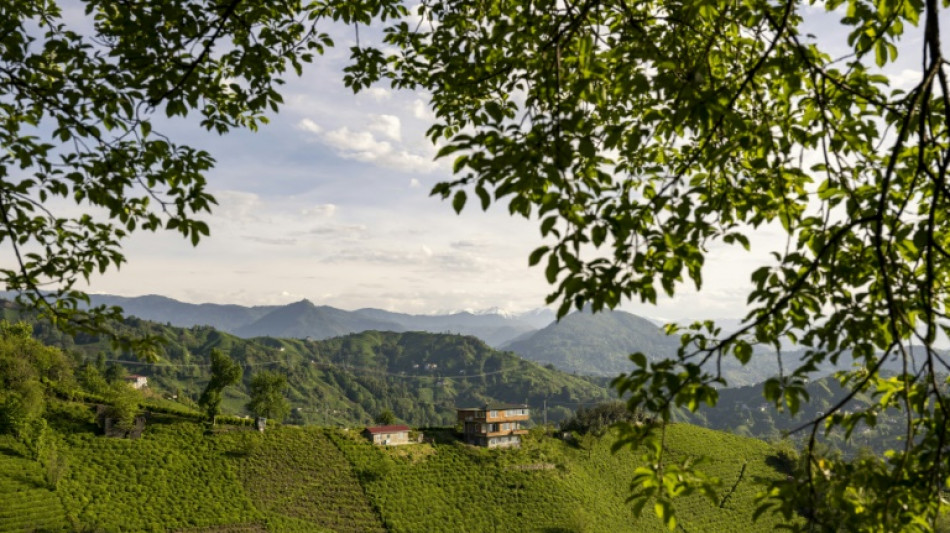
top-left (452, 190), bottom-right (467, 214)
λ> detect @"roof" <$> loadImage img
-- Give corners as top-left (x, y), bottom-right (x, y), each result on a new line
top-left (124, 374), bottom-right (147, 380)
top-left (364, 425), bottom-right (411, 434)
top-left (457, 403), bottom-right (528, 411)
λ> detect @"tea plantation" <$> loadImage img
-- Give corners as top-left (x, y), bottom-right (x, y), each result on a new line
top-left (0, 402), bottom-right (794, 532)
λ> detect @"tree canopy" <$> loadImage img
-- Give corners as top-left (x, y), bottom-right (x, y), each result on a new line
top-left (7, 0), bottom-right (950, 530)
top-left (246, 370), bottom-right (290, 422)
top-left (346, 0), bottom-right (950, 530)
top-left (199, 349), bottom-right (242, 423)
top-left (0, 0), bottom-right (404, 341)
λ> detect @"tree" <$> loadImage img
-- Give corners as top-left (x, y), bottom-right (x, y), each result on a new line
top-left (348, 0), bottom-right (950, 530)
top-left (0, 321), bottom-right (70, 438)
top-left (246, 370), bottom-right (290, 422)
top-left (0, 0), bottom-right (406, 344)
top-left (198, 349), bottom-right (242, 423)
top-left (374, 409), bottom-right (396, 426)
top-left (561, 401), bottom-right (636, 436)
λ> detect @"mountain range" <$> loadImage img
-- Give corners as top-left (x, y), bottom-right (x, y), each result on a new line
top-left (11, 292), bottom-right (910, 385)
top-left (75, 293), bottom-right (555, 347)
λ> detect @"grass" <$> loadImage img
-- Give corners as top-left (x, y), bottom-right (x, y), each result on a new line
top-left (0, 402), bottom-right (795, 532)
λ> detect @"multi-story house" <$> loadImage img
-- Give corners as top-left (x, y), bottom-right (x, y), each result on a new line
top-left (457, 403), bottom-right (529, 448)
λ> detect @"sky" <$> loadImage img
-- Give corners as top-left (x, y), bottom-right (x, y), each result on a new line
top-left (69, 5), bottom-right (926, 323)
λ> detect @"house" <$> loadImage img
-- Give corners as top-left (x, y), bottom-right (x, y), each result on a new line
top-left (457, 403), bottom-right (529, 448)
top-left (123, 374), bottom-right (148, 389)
top-left (363, 424), bottom-right (412, 446)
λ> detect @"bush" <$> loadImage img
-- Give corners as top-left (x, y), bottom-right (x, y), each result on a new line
top-left (560, 401), bottom-right (636, 436)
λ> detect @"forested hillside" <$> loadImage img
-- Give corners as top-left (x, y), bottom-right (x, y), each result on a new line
top-left (677, 375), bottom-right (908, 456)
top-left (7, 304), bottom-right (610, 426)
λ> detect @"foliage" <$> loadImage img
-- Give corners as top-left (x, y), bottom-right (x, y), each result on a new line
top-left (0, 444), bottom-right (68, 532)
top-left (23, 315), bottom-right (612, 426)
top-left (105, 380), bottom-right (142, 431)
top-left (226, 426), bottom-right (386, 532)
top-left (200, 349), bottom-right (242, 423)
top-left (0, 410), bottom-right (793, 532)
top-left (0, 321), bottom-right (70, 440)
top-left (246, 370), bottom-right (290, 422)
top-left (374, 409), bottom-right (396, 426)
top-left (561, 400), bottom-right (638, 436)
top-left (0, 0), bottom-right (416, 344)
top-left (346, 0), bottom-right (950, 529)
top-left (327, 423), bottom-right (792, 532)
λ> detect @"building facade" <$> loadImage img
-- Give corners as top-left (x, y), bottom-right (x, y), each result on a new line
top-left (457, 403), bottom-right (530, 448)
top-left (363, 425), bottom-right (412, 446)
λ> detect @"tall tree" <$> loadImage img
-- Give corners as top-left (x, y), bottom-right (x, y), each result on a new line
top-left (348, 0), bottom-right (950, 530)
top-left (198, 349), bottom-right (242, 423)
top-left (246, 370), bottom-right (290, 422)
top-left (0, 321), bottom-right (70, 438)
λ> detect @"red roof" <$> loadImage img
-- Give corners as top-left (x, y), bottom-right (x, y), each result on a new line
top-left (364, 425), bottom-right (411, 434)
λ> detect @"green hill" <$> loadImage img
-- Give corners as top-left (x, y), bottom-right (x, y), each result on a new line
top-left (19, 311), bottom-right (611, 427)
top-left (0, 411), bottom-right (793, 532)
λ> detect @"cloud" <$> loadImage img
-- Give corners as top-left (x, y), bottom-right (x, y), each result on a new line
top-left (323, 247), bottom-right (425, 264)
top-left (890, 69), bottom-right (923, 90)
top-left (300, 204), bottom-right (337, 218)
top-left (362, 87), bottom-right (392, 102)
top-left (368, 114), bottom-right (402, 142)
top-left (243, 236), bottom-right (298, 246)
top-left (308, 223), bottom-right (368, 239)
top-left (410, 178), bottom-right (421, 188)
top-left (296, 118), bottom-right (322, 134)
top-left (450, 239), bottom-right (491, 250)
top-left (212, 190), bottom-right (265, 224)
top-left (323, 127), bottom-right (391, 157)
top-left (319, 126), bottom-right (438, 174)
top-left (412, 98), bottom-right (434, 120)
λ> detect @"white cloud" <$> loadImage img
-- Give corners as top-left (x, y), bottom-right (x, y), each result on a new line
top-left (212, 191), bottom-right (264, 224)
top-left (323, 127), bottom-right (390, 158)
top-left (362, 87), bottom-right (392, 102)
top-left (300, 203), bottom-right (337, 218)
top-left (410, 178), bottom-right (421, 188)
top-left (890, 69), bottom-right (923, 90)
top-left (368, 114), bottom-right (402, 142)
top-left (412, 98), bottom-right (434, 120)
top-left (296, 118), bottom-right (322, 134)
top-left (320, 126), bottom-right (438, 174)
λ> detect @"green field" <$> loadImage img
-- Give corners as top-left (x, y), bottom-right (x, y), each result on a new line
top-left (0, 404), bottom-right (793, 532)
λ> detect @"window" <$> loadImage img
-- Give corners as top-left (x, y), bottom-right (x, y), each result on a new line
top-left (489, 410), bottom-right (498, 418)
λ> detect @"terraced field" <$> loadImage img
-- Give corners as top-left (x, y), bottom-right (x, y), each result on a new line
top-left (224, 427), bottom-right (384, 532)
top-left (0, 410), bottom-right (793, 532)
top-left (0, 450), bottom-right (67, 533)
top-left (327, 424), bottom-right (793, 532)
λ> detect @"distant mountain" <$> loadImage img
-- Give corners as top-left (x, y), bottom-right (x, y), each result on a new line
top-left (19, 292), bottom-right (551, 347)
top-left (85, 293), bottom-right (277, 331)
top-left (353, 308), bottom-right (548, 346)
top-left (504, 309), bottom-right (681, 377)
top-left (502, 309), bottom-right (792, 385)
top-left (235, 300), bottom-right (404, 339)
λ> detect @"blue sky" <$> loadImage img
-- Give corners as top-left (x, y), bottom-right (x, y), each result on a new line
top-left (78, 6), bottom-right (926, 322)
